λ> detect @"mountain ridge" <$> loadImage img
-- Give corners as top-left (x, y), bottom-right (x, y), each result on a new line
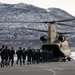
top-left (0, 3), bottom-right (75, 47)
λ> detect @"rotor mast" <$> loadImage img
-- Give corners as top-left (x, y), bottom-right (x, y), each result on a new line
top-left (48, 23), bottom-right (56, 43)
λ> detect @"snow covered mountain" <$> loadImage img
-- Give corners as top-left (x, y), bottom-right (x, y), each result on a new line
top-left (0, 3), bottom-right (75, 47)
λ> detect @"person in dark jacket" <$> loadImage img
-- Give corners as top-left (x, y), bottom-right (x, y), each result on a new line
top-left (9, 47), bottom-right (15, 66)
top-left (22, 48), bottom-right (27, 65)
top-left (0, 45), bottom-right (5, 56)
top-left (27, 47), bottom-right (32, 65)
top-left (0, 45), bottom-right (5, 67)
top-left (35, 49), bottom-right (40, 64)
top-left (1, 46), bottom-right (10, 67)
top-left (16, 47), bottom-right (23, 65)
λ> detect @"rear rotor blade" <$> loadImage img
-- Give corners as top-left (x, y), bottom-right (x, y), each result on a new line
top-left (57, 23), bottom-right (75, 27)
top-left (24, 28), bottom-right (48, 32)
top-left (57, 32), bottom-right (74, 34)
top-left (0, 18), bottom-right (75, 23)
top-left (55, 18), bottom-right (75, 22)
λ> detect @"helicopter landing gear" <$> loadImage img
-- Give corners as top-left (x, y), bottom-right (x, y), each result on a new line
top-left (62, 57), bottom-right (66, 62)
top-left (67, 57), bottom-right (71, 61)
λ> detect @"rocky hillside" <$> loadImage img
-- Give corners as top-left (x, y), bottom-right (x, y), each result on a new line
top-left (0, 3), bottom-right (75, 47)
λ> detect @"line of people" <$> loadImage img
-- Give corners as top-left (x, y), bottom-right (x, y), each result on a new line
top-left (0, 45), bottom-right (53, 67)
top-left (16, 47), bottom-right (53, 65)
top-left (0, 45), bottom-right (15, 67)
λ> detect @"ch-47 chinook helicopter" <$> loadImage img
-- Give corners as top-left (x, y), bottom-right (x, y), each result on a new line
top-left (0, 18), bottom-right (75, 61)
top-left (21, 18), bottom-right (75, 61)
top-left (40, 22), bottom-right (72, 61)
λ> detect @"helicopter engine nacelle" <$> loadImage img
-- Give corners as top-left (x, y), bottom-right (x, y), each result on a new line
top-left (40, 35), bottom-right (48, 43)
top-left (58, 35), bottom-right (65, 42)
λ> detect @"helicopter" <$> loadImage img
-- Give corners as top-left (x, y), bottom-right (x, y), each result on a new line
top-left (0, 18), bottom-right (75, 61)
top-left (19, 18), bottom-right (75, 61)
top-left (40, 22), bottom-right (71, 61)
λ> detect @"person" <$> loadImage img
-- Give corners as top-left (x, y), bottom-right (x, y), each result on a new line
top-left (26, 47), bottom-right (32, 65)
top-left (22, 48), bottom-right (27, 65)
top-left (32, 49), bottom-right (36, 64)
top-left (9, 47), bottom-right (15, 66)
top-left (16, 47), bottom-right (23, 65)
top-left (0, 45), bottom-right (5, 56)
top-left (35, 49), bottom-right (40, 64)
top-left (1, 46), bottom-right (10, 67)
top-left (0, 45), bottom-right (5, 67)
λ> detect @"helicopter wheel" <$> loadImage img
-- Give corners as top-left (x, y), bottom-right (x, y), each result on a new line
top-left (62, 57), bottom-right (66, 62)
top-left (67, 57), bottom-right (71, 61)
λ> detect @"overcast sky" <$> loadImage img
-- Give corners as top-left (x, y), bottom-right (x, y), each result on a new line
top-left (0, 0), bottom-right (75, 16)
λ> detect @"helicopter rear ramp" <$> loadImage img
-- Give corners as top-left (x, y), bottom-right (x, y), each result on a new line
top-left (42, 44), bottom-right (65, 58)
